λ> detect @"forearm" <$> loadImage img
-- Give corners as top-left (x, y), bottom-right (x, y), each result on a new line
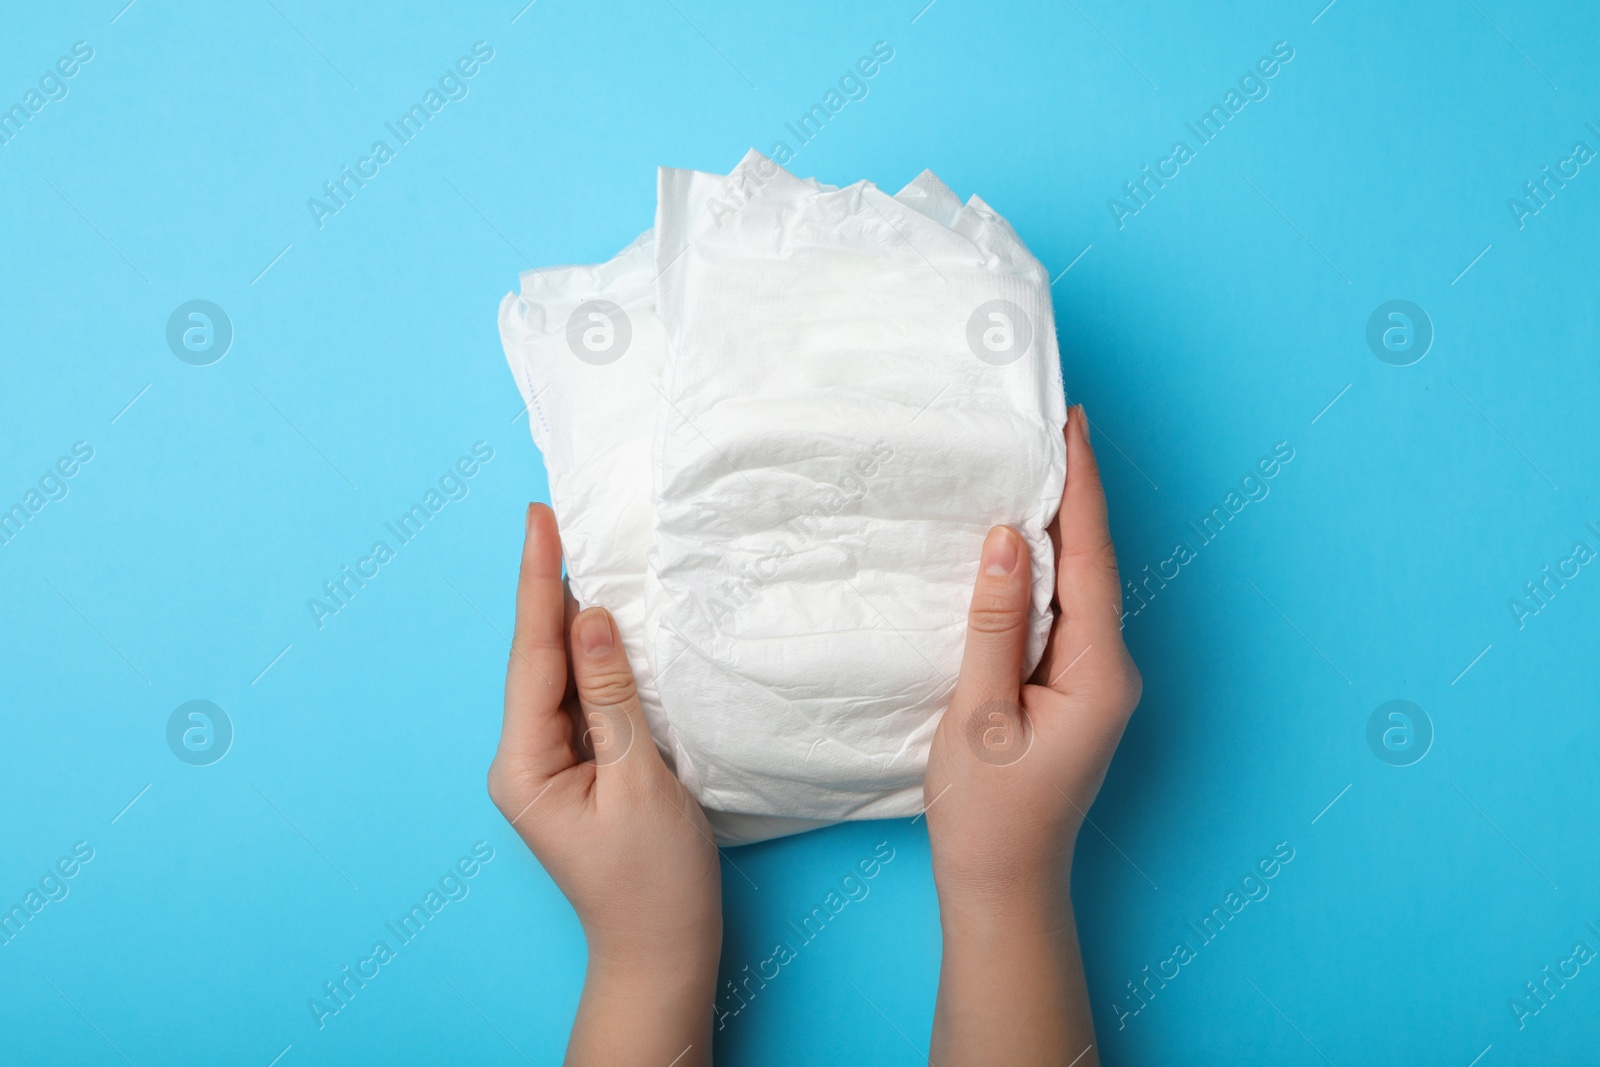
top-left (930, 873), bottom-right (1096, 1067)
top-left (566, 946), bottom-right (719, 1067)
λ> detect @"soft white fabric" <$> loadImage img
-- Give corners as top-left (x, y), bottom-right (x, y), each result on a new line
top-left (497, 226), bottom-right (826, 845)
top-left (497, 232), bottom-right (674, 756)
top-left (648, 151), bottom-right (1066, 822)
top-left (499, 151), bottom-right (1065, 839)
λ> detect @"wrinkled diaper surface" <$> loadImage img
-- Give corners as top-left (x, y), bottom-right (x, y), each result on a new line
top-left (498, 150), bottom-right (1066, 839)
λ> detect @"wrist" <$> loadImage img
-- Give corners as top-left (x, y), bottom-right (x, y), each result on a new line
top-left (930, 832), bottom-right (1073, 913)
top-left (937, 871), bottom-right (1070, 941)
top-left (929, 865), bottom-right (1092, 1067)
top-left (586, 938), bottom-right (721, 1004)
top-left (572, 931), bottom-right (721, 1067)
top-left (586, 922), bottom-right (721, 978)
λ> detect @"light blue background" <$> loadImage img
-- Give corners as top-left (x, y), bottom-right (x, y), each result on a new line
top-left (2, 1), bottom-right (1597, 1063)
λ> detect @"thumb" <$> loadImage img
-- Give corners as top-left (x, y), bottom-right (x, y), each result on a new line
top-left (569, 607), bottom-right (653, 773)
top-left (947, 526), bottom-right (1034, 765)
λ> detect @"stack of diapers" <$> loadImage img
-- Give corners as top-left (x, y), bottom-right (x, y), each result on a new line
top-left (498, 150), bottom-right (1066, 845)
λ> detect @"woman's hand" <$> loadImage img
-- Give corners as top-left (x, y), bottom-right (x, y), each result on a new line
top-left (923, 405), bottom-right (1142, 1066)
top-left (488, 503), bottom-right (721, 1067)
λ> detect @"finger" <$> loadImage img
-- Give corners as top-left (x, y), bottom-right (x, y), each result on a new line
top-left (500, 503), bottom-right (576, 780)
top-left (949, 525), bottom-right (1034, 716)
top-left (1051, 405), bottom-right (1125, 669)
top-left (569, 606), bottom-right (655, 774)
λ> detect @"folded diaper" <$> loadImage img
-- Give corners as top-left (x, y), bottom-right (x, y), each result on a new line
top-left (648, 151), bottom-right (1066, 823)
top-left (499, 151), bottom-right (1066, 839)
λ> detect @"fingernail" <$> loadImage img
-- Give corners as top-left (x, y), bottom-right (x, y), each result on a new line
top-left (525, 503), bottom-right (536, 533)
top-left (983, 527), bottom-right (1019, 576)
top-left (1076, 405), bottom-right (1090, 441)
top-left (575, 610), bottom-right (613, 656)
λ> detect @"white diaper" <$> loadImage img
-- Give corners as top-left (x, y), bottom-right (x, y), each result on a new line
top-left (648, 151), bottom-right (1066, 822)
top-left (499, 151), bottom-right (1065, 838)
